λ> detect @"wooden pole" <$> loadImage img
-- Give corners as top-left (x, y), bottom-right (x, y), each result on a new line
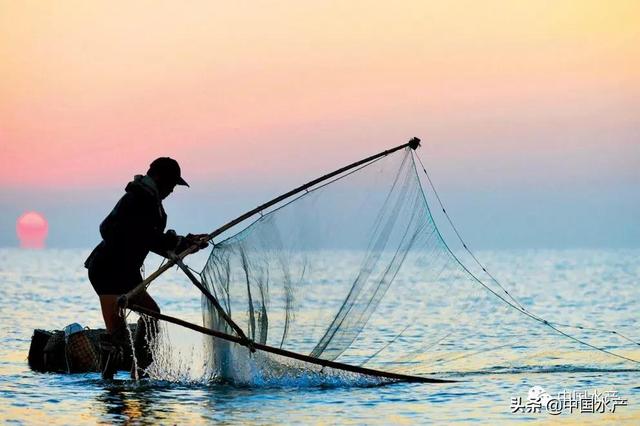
top-left (130, 304), bottom-right (454, 384)
top-left (119, 138), bottom-right (421, 307)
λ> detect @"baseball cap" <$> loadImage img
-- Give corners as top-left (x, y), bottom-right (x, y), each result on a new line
top-left (148, 157), bottom-right (189, 187)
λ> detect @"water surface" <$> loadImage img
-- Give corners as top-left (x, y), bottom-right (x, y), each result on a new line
top-left (0, 248), bottom-right (638, 424)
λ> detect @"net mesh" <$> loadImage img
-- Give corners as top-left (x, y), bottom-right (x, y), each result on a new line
top-left (184, 147), bottom-right (639, 383)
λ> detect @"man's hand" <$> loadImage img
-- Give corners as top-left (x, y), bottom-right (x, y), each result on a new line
top-left (172, 233), bottom-right (209, 255)
top-left (186, 233), bottom-right (210, 250)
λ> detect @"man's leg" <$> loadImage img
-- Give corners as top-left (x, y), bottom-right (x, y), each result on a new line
top-left (99, 295), bottom-right (126, 333)
top-left (98, 295), bottom-right (129, 379)
top-left (129, 291), bottom-right (160, 379)
top-left (129, 290), bottom-right (160, 315)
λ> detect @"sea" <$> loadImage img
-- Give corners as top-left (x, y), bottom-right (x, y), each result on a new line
top-left (0, 248), bottom-right (638, 424)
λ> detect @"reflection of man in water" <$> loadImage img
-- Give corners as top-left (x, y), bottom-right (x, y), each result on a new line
top-left (85, 157), bottom-right (206, 379)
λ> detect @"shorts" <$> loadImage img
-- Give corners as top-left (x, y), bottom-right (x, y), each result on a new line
top-left (88, 264), bottom-right (143, 296)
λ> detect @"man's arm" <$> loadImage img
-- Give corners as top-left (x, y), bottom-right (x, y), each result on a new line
top-left (149, 232), bottom-right (209, 257)
top-left (148, 229), bottom-right (183, 258)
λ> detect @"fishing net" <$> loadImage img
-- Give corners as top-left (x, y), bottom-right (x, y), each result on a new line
top-left (148, 146), bottom-right (640, 384)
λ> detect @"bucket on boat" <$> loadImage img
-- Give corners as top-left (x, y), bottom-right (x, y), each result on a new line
top-left (64, 323), bottom-right (99, 373)
top-left (43, 331), bottom-right (67, 372)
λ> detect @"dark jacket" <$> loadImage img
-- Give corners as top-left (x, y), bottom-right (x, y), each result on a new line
top-left (85, 175), bottom-right (183, 280)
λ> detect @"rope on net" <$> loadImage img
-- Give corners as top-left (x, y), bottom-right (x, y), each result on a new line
top-left (412, 150), bottom-right (640, 363)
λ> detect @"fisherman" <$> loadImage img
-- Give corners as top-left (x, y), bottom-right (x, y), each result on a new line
top-left (85, 157), bottom-right (208, 379)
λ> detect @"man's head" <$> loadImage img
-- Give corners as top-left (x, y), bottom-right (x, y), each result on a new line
top-left (147, 157), bottom-right (189, 199)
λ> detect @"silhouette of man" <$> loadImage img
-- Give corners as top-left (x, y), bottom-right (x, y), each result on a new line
top-left (85, 157), bottom-right (207, 379)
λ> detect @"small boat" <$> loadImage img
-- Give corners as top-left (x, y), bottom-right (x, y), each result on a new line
top-left (28, 324), bottom-right (137, 374)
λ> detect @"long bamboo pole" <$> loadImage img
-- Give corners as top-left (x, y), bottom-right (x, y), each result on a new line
top-left (130, 304), bottom-right (454, 384)
top-left (119, 137), bottom-right (421, 307)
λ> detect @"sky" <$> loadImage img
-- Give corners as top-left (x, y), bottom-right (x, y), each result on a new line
top-left (0, 0), bottom-right (638, 249)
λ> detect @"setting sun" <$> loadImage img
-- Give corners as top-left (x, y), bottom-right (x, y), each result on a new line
top-left (16, 211), bottom-right (48, 249)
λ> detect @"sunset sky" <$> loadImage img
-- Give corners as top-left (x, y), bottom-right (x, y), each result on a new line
top-left (1, 1), bottom-right (638, 248)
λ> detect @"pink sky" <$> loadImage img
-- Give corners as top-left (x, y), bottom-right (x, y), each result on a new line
top-left (0, 1), bottom-right (638, 249)
top-left (1, 1), bottom-right (638, 191)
